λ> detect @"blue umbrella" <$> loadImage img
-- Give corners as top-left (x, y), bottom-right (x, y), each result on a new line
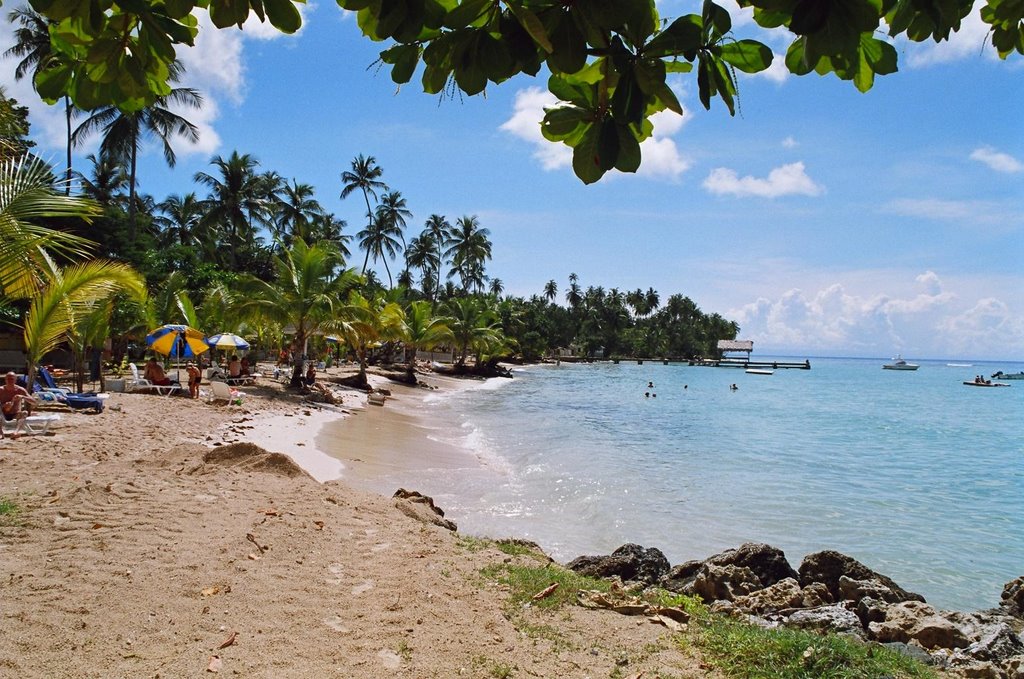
top-left (146, 324), bottom-right (210, 381)
top-left (206, 333), bottom-right (251, 352)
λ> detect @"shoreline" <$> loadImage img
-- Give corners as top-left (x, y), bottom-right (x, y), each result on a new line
top-left (1, 367), bottom-right (1020, 676)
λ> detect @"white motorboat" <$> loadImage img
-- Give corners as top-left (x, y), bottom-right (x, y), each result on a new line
top-left (883, 355), bottom-right (919, 371)
top-left (745, 368), bottom-right (773, 375)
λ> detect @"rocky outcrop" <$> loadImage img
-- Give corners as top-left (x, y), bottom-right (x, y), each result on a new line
top-left (1002, 577), bottom-right (1024, 619)
top-left (798, 550), bottom-right (925, 604)
top-left (566, 543), bottom-right (1024, 678)
top-left (392, 488), bottom-right (457, 531)
top-left (662, 543), bottom-right (798, 594)
top-left (566, 544), bottom-right (670, 587)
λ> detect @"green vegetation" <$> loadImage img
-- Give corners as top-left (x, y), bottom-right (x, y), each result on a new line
top-left (477, 557), bottom-right (935, 679)
top-left (0, 497), bottom-right (19, 517)
top-left (481, 561), bottom-right (610, 611)
top-left (692, 614), bottom-right (938, 679)
top-left (16, 1), bottom-right (1022, 182)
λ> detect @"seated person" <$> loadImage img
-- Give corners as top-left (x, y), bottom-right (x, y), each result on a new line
top-left (240, 356), bottom-right (251, 376)
top-left (143, 357), bottom-right (173, 386)
top-left (304, 363), bottom-right (316, 386)
top-left (228, 355), bottom-right (242, 378)
top-left (1, 371), bottom-right (35, 436)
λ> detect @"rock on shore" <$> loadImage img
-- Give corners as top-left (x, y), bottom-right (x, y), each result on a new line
top-left (567, 541), bottom-right (1024, 678)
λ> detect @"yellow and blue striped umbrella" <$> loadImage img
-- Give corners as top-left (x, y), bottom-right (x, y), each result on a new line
top-left (206, 333), bottom-right (250, 352)
top-left (146, 324), bottom-right (210, 358)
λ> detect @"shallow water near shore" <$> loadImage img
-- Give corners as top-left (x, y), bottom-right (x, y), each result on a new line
top-left (335, 357), bottom-right (1024, 612)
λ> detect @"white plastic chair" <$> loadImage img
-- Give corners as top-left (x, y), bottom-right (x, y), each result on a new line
top-left (208, 381), bottom-right (245, 404)
top-left (127, 363), bottom-right (182, 397)
top-left (2, 413), bottom-right (60, 436)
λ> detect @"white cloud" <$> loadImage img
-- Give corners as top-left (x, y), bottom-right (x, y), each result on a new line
top-left (0, 6), bottom-right (309, 163)
top-left (499, 87), bottom-right (573, 171)
top-left (970, 146), bottom-right (1023, 173)
top-left (726, 269), bottom-right (1023, 359)
top-left (499, 86), bottom-right (692, 181)
top-left (781, 136), bottom-right (798, 149)
top-left (702, 161), bottom-right (823, 198)
top-left (904, 2), bottom-right (998, 67)
top-left (879, 198), bottom-right (1022, 230)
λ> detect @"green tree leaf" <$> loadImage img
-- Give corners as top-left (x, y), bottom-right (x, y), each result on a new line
top-left (719, 39), bottom-right (774, 73)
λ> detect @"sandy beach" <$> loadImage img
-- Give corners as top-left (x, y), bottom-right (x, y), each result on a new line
top-left (0, 368), bottom-right (704, 678)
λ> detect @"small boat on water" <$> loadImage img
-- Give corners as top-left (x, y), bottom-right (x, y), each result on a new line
top-left (963, 381), bottom-right (1010, 388)
top-left (883, 355), bottom-right (919, 371)
top-left (745, 368), bottom-right (773, 375)
top-left (990, 371), bottom-right (1024, 380)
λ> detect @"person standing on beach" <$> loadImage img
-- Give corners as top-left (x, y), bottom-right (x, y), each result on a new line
top-left (186, 362), bottom-right (202, 399)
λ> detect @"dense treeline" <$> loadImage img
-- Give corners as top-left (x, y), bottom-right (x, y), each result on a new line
top-left (0, 9), bottom-right (738, 377)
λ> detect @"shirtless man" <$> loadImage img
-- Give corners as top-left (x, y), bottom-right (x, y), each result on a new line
top-left (1, 371), bottom-right (35, 439)
top-left (144, 357), bottom-right (172, 386)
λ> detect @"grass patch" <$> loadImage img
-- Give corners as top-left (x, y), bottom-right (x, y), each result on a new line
top-left (0, 497), bottom-right (20, 525)
top-left (472, 655), bottom-right (515, 678)
top-left (693, 615), bottom-right (938, 679)
top-left (0, 497), bottom-right (18, 516)
top-left (481, 562), bottom-right (610, 611)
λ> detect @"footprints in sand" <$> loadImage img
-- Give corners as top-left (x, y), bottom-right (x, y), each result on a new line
top-left (351, 580), bottom-right (375, 595)
top-left (325, 562), bottom-right (374, 596)
top-left (323, 615), bottom-right (350, 633)
top-left (377, 649), bottom-right (402, 669)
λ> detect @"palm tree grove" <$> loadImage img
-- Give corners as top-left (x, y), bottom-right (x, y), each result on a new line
top-left (0, 14), bottom-right (739, 384)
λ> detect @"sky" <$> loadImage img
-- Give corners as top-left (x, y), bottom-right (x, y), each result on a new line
top-left (1, 0), bottom-right (1022, 361)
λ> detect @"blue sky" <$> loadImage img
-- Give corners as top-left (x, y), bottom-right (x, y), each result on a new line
top-left (2, 0), bottom-right (1022, 360)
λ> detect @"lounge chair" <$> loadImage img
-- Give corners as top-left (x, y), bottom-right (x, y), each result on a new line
top-left (226, 374), bottom-right (255, 386)
top-left (2, 413), bottom-right (60, 436)
top-left (127, 363), bottom-right (182, 397)
top-left (36, 367), bottom-right (108, 412)
top-left (208, 380), bottom-right (245, 404)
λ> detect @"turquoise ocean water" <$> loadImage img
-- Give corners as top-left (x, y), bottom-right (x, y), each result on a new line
top-left (378, 357), bottom-right (1024, 612)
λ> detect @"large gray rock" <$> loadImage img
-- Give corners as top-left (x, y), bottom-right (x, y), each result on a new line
top-left (786, 604), bottom-right (864, 637)
top-left (686, 563), bottom-right (763, 602)
top-left (839, 575), bottom-right (912, 604)
top-left (799, 550), bottom-right (925, 604)
top-left (565, 543), bottom-right (670, 586)
top-left (731, 577), bottom-right (832, 615)
top-left (1002, 577), bottom-right (1024, 619)
top-left (868, 601), bottom-right (972, 650)
top-left (661, 543), bottom-right (797, 593)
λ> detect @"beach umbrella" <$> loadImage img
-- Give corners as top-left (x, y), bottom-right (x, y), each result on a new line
top-left (146, 324), bottom-right (209, 380)
top-left (206, 333), bottom-right (251, 352)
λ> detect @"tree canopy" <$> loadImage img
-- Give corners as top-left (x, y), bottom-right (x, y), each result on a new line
top-left (20, 0), bottom-right (1023, 182)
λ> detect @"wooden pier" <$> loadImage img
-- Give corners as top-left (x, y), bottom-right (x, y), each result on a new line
top-left (691, 358), bottom-right (811, 370)
top-left (606, 357), bottom-right (810, 369)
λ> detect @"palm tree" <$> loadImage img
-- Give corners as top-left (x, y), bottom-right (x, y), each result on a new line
top-left (308, 212), bottom-right (352, 259)
top-left (381, 300), bottom-right (453, 383)
top-left (4, 7), bottom-right (76, 193)
top-left (404, 234), bottom-right (438, 291)
top-left (23, 260), bottom-right (145, 395)
top-left (565, 280), bottom-right (583, 311)
top-left (241, 238), bottom-right (362, 387)
top-left (154, 193), bottom-right (204, 249)
top-left (645, 287), bottom-right (660, 313)
top-left (543, 279), bottom-right (557, 303)
top-left (421, 214), bottom-right (451, 284)
top-left (274, 179), bottom-right (323, 248)
top-left (194, 151), bottom-right (268, 267)
top-left (444, 296), bottom-right (503, 367)
top-left (358, 194), bottom-right (408, 289)
top-left (72, 61), bottom-right (202, 240)
top-left (340, 154), bottom-right (387, 274)
top-left (444, 215), bottom-right (492, 293)
top-left (489, 278), bottom-right (504, 297)
top-left (0, 154), bottom-right (98, 300)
